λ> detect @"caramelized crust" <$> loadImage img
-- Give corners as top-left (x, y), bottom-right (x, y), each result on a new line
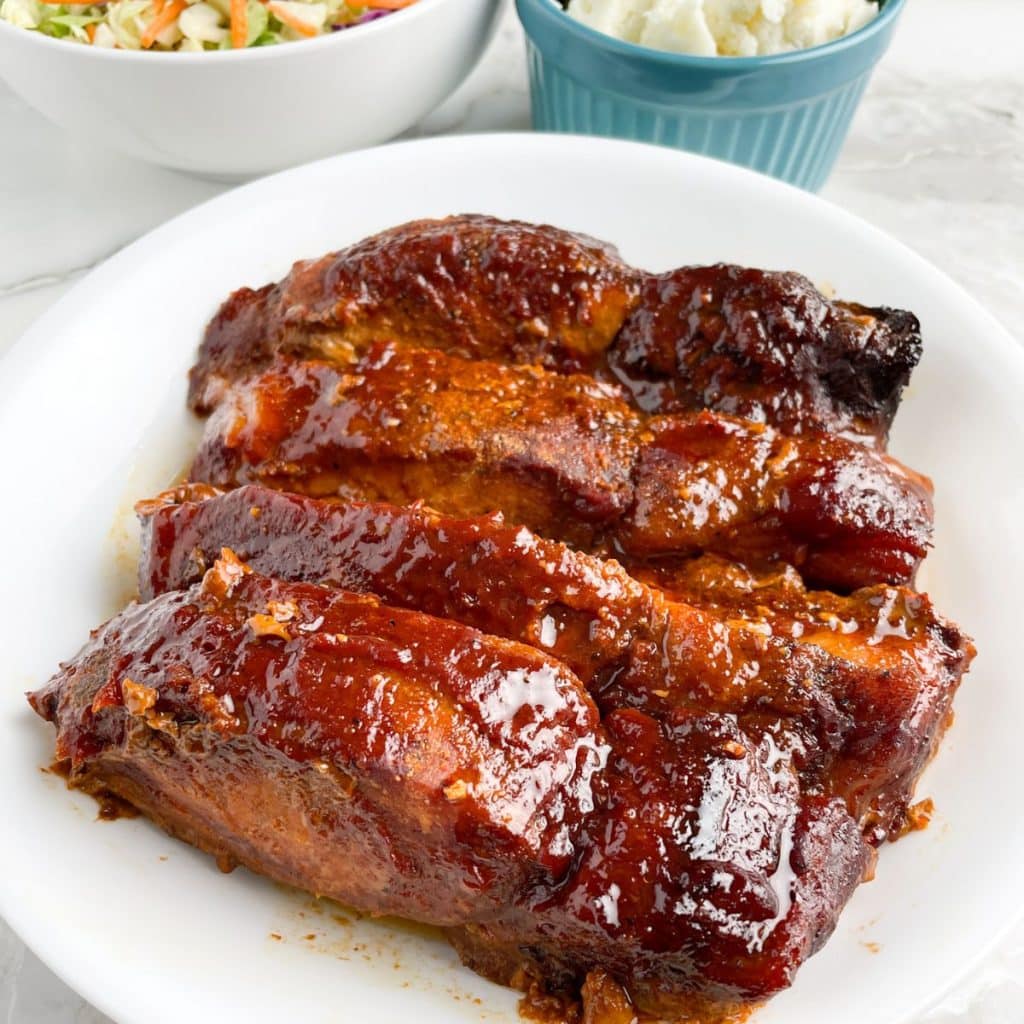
top-left (30, 564), bottom-right (606, 919)
top-left (137, 484), bottom-right (971, 839)
top-left (637, 555), bottom-right (974, 841)
top-left (190, 214), bottom-right (641, 413)
top-left (623, 414), bottom-right (934, 591)
top-left (191, 348), bottom-right (642, 549)
top-left (31, 215), bottom-right (962, 1020)
top-left (449, 710), bottom-right (870, 1007)
top-left (608, 265), bottom-right (922, 444)
top-left (189, 216), bottom-right (920, 444)
top-left (188, 347), bottom-right (934, 590)
top-left (31, 584), bottom-right (870, 1010)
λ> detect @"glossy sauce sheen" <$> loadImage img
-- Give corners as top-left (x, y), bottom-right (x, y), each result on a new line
top-left (189, 215), bottom-right (921, 447)
top-left (190, 214), bottom-right (641, 413)
top-left (32, 563), bottom-right (869, 1007)
top-left (188, 346), bottom-right (934, 591)
top-left (449, 711), bottom-right (869, 1007)
top-left (31, 215), bottom-right (970, 1021)
top-left (637, 555), bottom-right (974, 841)
top-left (608, 265), bottom-right (922, 445)
top-left (138, 485), bottom-right (972, 840)
top-left (31, 562), bottom-right (607, 920)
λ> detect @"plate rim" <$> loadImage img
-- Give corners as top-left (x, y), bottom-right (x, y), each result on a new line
top-left (2, 134), bottom-right (1022, 377)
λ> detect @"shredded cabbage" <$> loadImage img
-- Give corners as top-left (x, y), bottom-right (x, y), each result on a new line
top-left (0, 0), bottom-right (415, 50)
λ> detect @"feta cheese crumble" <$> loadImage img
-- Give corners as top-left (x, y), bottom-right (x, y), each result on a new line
top-left (565, 0), bottom-right (880, 57)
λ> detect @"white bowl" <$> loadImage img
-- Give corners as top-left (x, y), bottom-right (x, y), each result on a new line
top-left (0, 0), bottom-right (502, 177)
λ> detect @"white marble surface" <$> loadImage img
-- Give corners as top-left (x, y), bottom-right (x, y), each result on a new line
top-left (1, 0), bottom-right (1022, 1020)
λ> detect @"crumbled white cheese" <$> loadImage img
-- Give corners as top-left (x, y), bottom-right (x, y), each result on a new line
top-left (566, 0), bottom-right (880, 56)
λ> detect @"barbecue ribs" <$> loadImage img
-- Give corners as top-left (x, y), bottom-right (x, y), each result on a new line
top-left (137, 484), bottom-right (970, 840)
top-left (32, 554), bottom-right (871, 1015)
top-left (32, 559), bottom-right (606, 920)
top-left (608, 264), bottom-right (922, 443)
top-left (189, 346), bottom-right (934, 590)
top-left (189, 215), bottom-right (921, 445)
top-left (190, 215), bottom-right (642, 413)
top-left (30, 215), bottom-right (970, 1024)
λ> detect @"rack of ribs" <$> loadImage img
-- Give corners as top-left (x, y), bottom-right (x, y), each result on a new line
top-left (189, 214), bottom-right (921, 446)
top-left (188, 345), bottom-right (934, 591)
top-left (29, 215), bottom-right (971, 1023)
top-left (32, 554), bottom-right (871, 1016)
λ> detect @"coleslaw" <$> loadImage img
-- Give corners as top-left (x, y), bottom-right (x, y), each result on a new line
top-left (0, 0), bottom-right (417, 49)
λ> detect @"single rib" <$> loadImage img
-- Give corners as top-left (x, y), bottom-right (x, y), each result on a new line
top-left (188, 346), bottom-right (934, 590)
top-left (189, 215), bottom-right (920, 444)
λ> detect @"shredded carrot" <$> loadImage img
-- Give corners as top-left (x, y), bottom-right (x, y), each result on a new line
top-left (265, 0), bottom-right (316, 36)
top-left (364, 0), bottom-right (417, 8)
top-left (86, 21), bottom-right (97, 39)
top-left (140, 0), bottom-right (184, 48)
top-left (230, 0), bottom-right (247, 48)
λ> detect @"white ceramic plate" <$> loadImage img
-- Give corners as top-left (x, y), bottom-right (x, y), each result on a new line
top-left (1, 134), bottom-right (1022, 1024)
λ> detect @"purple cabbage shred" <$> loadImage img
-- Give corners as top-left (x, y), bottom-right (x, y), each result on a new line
top-left (331, 9), bottom-right (392, 30)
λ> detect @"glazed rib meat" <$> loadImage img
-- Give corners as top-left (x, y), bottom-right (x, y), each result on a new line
top-left (608, 265), bottom-right (922, 444)
top-left (636, 555), bottom-right (975, 841)
top-left (136, 484), bottom-right (972, 840)
top-left (31, 555), bottom-right (871, 1013)
top-left (188, 346), bottom-right (934, 590)
top-left (447, 735), bottom-right (867, 1011)
top-left (446, 713), bottom-right (869, 1012)
top-left (30, 558), bottom-right (607, 922)
top-left (189, 215), bottom-right (921, 444)
top-left (190, 215), bottom-right (642, 413)
top-left (30, 213), bottom-right (968, 1022)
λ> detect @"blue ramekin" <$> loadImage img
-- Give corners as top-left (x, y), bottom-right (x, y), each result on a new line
top-left (516, 0), bottom-right (906, 191)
